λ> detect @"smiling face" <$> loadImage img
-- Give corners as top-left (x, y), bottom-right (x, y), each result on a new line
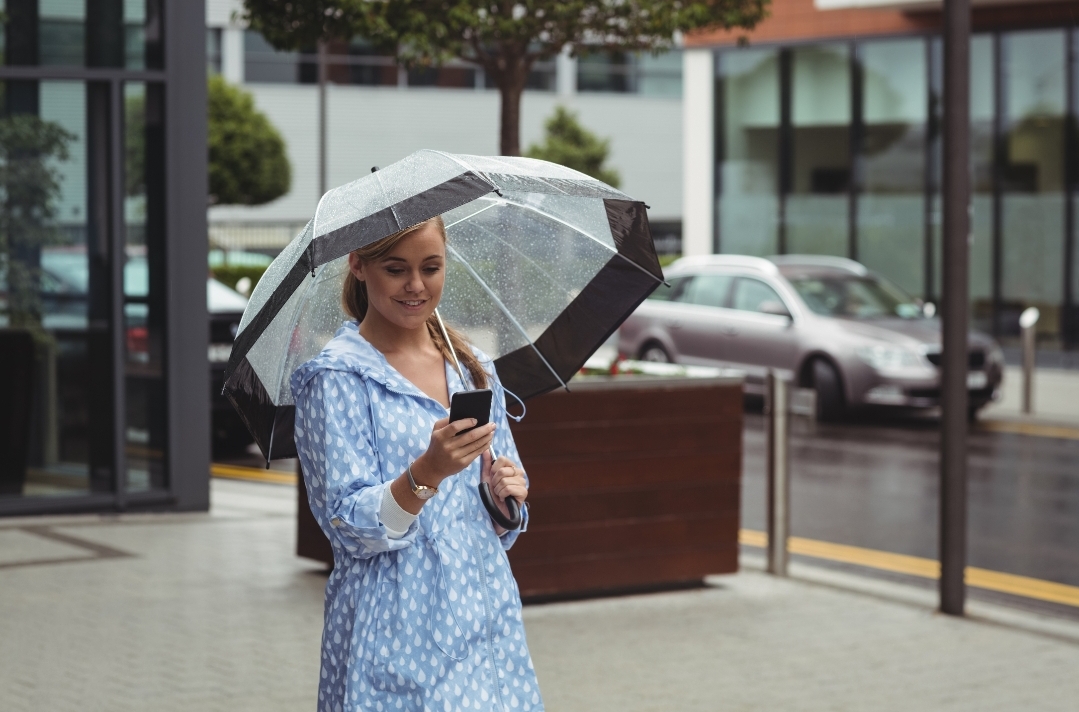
top-left (349, 222), bottom-right (446, 331)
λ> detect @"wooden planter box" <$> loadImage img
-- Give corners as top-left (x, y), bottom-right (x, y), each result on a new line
top-left (297, 376), bottom-right (744, 599)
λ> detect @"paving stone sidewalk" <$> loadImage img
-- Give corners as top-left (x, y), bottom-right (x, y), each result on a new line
top-left (2, 479), bottom-right (1077, 712)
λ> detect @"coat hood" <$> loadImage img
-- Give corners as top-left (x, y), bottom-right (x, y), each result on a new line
top-left (291, 322), bottom-right (396, 397)
top-left (290, 321), bottom-right (495, 402)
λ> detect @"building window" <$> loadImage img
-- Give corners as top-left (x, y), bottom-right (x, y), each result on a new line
top-left (1000, 30), bottom-right (1067, 343)
top-left (716, 48), bottom-right (780, 256)
top-left (857, 38), bottom-right (927, 298)
top-left (408, 64), bottom-right (476, 89)
top-left (207, 28), bottom-right (223, 75)
top-left (788, 44), bottom-right (851, 257)
top-left (968, 35), bottom-right (995, 331)
top-left (244, 30), bottom-right (313, 84)
top-left (715, 27), bottom-right (1079, 347)
top-left (244, 31), bottom-right (549, 90)
top-left (329, 40), bottom-right (399, 87)
top-left (7, 0), bottom-right (162, 70)
top-left (577, 50), bottom-right (682, 97)
top-left (0, 76), bottom-right (166, 499)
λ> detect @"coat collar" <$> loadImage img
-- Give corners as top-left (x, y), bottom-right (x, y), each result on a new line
top-left (290, 321), bottom-right (469, 404)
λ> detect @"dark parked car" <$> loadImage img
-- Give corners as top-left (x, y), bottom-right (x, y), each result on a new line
top-left (2, 247), bottom-right (253, 454)
top-left (206, 279), bottom-right (251, 454)
top-left (619, 254), bottom-right (1004, 419)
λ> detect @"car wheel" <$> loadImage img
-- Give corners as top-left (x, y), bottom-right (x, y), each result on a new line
top-left (811, 359), bottom-right (845, 421)
top-left (639, 343), bottom-right (672, 363)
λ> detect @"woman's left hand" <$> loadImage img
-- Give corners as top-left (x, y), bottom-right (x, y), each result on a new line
top-left (481, 451), bottom-right (528, 534)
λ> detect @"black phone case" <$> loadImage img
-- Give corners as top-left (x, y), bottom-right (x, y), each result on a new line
top-left (449, 389), bottom-right (493, 434)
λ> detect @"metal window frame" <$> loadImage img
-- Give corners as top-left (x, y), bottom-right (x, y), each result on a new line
top-left (991, 32), bottom-right (1005, 338)
top-left (1064, 29), bottom-right (1078, 347)
top-left (849, 41), bottom-right (864, 263)
top-left (926, 37), bottom-right (943, 303)
top-left (0, 0), bottom-right (208, 516)
top-left (712, 53), bottom-right (725, 254)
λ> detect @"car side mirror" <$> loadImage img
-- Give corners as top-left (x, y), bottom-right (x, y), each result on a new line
top-left (759, 300), bottom-right (792, 319)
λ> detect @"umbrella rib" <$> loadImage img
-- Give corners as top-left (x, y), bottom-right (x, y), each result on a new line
top-left (446, 244), bottom-right (570, 392)
top-left (442, 199), bottom-right (501, 230)
top-left (370, 169), bottom-right (400, 231)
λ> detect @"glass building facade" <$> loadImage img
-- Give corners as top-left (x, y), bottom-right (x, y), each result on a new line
top-left (0, 1), bottom-right (209, 514)
top-left (714, 29), bottom-right (1079, 348)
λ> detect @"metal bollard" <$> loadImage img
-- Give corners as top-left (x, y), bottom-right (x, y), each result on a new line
top-left (1020, 307), bottom-right (1040, 414)
top-left (766, 370), bottom-right (791, 576)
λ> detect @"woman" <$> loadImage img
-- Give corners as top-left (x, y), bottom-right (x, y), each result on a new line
top-left (291, 215), bottom-right (544, 711)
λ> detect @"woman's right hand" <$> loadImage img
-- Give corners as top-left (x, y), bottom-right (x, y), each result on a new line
top-left (411, 418), bottom-right (496, 487)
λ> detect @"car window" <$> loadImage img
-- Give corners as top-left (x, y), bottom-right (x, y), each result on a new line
top-left (681, 274), bottom-right (733, 308)
top-left (646, 275), bottom-right (689, 301)
top-left (789, 274), bottom-right (922, 319)
top-left (732, 278), bottom-right (785, 314)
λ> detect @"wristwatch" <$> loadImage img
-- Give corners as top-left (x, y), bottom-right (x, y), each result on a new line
top-left (407, 462), bottom-right (438, 500)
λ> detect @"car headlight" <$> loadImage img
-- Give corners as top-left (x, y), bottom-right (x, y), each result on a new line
top-left (855, 344), bottom-right (927, 372)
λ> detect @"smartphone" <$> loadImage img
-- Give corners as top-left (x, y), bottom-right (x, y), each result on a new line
top-left (448, 389), bottom-right (493, 435)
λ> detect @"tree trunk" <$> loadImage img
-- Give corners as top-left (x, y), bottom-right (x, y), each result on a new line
top-left (496, 56), bottom-right (531, 157)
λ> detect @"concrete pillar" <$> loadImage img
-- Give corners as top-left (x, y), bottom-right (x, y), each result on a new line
top-left (682, 48), bottom-right (714, 257)
top-left (556, 45), bottom-right (577, 98)
top-left (222, 26), bottom-right (244, 84)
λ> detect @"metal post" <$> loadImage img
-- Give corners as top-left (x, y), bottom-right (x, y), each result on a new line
top-left (1020, 307), bottom-right (1040, 414)
top-left (940, 0), bottom-right (971, 617)
top-left (109, 79), bottom-right (128, 509)
top-left (766, 370), bottom-right (790, 576)
top-left (318, 41), bottom-right (327, 198)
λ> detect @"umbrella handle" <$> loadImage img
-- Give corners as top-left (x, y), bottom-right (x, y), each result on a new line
top-left (478, 482), bottom-right (522, 531)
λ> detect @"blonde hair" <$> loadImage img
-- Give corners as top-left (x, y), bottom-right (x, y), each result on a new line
top-left (341, 216), bottom-right (488, 390)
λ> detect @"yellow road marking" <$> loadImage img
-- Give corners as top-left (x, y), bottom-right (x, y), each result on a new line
top-left (740, 529), bottom-right (1079, 609)
top-left (978, 419), bottom-right (1079, 441)
top-left (211, 463), bottom-right (297, 486)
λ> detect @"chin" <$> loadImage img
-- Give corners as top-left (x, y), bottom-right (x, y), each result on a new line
top-left (392, 311), bottom-right (434, 330)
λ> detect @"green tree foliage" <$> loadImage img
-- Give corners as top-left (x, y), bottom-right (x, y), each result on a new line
top-left (242, 0), bottom-right (768, 156)
top-left (125, 94), bottom-right (146, 198)
top-left (207, 74), bottom-right (291, 205)
top-left (526, 107), bottom-right (619, 187)
top-left (0, 115), bottom-right (73, 329)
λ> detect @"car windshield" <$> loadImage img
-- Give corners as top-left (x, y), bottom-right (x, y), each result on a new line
top-left (788, 274), bottom-right (923, 319)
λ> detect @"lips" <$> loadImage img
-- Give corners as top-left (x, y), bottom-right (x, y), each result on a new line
top-left (396, 298), bottom-right (427, 309)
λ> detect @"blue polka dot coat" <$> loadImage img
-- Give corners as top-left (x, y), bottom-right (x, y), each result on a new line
top-left (291, 324), bottom-right (544, 712)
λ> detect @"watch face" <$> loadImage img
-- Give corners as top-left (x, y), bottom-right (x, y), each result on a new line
top-left (414, 486), bottom-right (437, 500)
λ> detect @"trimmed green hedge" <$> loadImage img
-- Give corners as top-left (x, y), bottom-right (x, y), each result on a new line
top-left (211, 265), bottom-right (268, 294)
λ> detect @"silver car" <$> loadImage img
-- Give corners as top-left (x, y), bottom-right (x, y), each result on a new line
top-left (618, 255), bottom-right (1004, 419)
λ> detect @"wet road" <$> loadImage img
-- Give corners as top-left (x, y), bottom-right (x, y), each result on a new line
top-left (741, 412), bottom-right (1079, 591)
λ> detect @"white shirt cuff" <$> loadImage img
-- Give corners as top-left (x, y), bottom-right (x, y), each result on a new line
top-left (380, 485), bottom-right (418, 539)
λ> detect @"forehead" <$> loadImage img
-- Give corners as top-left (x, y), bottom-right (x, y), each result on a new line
top-left (383, 223), bottom-right (445, 260)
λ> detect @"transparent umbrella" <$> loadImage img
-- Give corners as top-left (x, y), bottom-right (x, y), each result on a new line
top-left (223, 150), bottom-right (664, 464)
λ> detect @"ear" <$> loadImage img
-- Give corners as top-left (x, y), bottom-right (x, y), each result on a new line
top-left (347, 252), bottom-right (365, 282)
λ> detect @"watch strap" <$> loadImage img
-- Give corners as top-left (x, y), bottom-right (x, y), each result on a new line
top-left (407, 461), bottom-right (437, 498)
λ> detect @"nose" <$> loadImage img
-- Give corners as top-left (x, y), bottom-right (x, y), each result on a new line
top-left (404, 270), bottom-right (424, 293)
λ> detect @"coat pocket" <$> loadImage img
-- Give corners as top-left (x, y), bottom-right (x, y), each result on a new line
top-left (430, 537), bottom-right (475, 661)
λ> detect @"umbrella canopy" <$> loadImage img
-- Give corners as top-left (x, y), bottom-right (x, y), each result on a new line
top-left (223, 150), bottom-right (664, 460)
